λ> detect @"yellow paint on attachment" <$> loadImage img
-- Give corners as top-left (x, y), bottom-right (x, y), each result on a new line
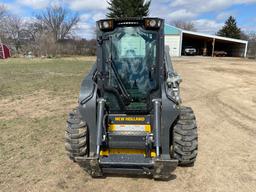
top-left (100, 150), bottom-right (109, 156)
top-left (100, 149), bottom-right (157, 158)
top-left (110, 148), bottom-right (145, 155)
top-left (150, 151), bottom-right (157, 157)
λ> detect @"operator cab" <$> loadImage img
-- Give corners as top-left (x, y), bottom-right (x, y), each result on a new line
top-left (96, 18), bottom-right (164, 113)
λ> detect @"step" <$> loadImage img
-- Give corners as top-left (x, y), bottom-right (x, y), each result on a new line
top-left (108, 131), bottom-right (148, 149)
top-left (100, 154), bottom-right (153, 167)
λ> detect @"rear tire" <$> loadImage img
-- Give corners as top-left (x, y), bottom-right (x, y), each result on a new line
top-left (171, 106), bottom-right (198, 166)
top-left (65, 108), bottom-right (88, 161)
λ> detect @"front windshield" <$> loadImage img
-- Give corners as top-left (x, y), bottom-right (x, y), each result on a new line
top-left (103, 27), bottom-right (157, 110)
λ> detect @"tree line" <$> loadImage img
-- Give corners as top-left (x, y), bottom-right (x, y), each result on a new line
top-left (0, 4), bottom-right (96, 57)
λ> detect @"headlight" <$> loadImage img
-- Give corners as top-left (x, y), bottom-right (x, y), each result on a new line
top-left (144, 18), bottom-right (161, 29)
top-left (149, 19), bottom-right (157, 27)
top-left (103, 21), bottom-right (110, 28)
top-left (98, 20), bottom-right (114, 31)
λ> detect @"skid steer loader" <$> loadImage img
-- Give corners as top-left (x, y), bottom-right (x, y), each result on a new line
top-left (65, 18), bottom-right (198, 179)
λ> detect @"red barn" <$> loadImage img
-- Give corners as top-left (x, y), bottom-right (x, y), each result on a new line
top-left (0, 43), bottom-right (11, 59)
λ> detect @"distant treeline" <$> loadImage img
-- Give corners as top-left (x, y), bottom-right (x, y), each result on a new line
top-left (0, 4), bottom-right (96, 57)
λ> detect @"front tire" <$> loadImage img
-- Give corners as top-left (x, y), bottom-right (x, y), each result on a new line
top-left (172, 106), bottom-right (198, 166)
top-left (65, 108), bottom-right (88, 161)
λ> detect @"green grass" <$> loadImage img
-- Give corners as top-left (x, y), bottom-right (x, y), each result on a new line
top-left (0, 57), bottom-right (94, 191)
top-left (0, 57), bottom-right (94, 98)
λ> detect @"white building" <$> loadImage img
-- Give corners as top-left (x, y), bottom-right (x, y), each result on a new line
top-left (164, 24), bottom-right (248, 57)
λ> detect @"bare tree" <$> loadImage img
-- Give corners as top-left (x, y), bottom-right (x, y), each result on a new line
top-left (36, 6), bottom-right (79, 42)
top-left (17, 21), bottom-right (44, 55)
top-left (246, 32), bottom-right (256, 59)
top-left (0, 5), bottom-right (26, 53)
top-left (240, 31), bottom-right (249, 40)
top-left (247, 32), bottom-right (256, 41)
top-left (0, 4), bottom-right (95, 57)
top-left (4, 15), bottom-right (24, 52)
top-left (172, 20), bottom-right (197, 31)
top-left (0, 4), bottom-right (7, 41)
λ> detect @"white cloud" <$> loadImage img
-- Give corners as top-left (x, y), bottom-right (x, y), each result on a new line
top-left (66, 0), bottom-right (108, 11)
top-left (216, 11), bottom-right (236, 20)
top-left (74, 12), bottom-right (105, 39)
top-left (76, 21), bottom-right (91, 32)
top-left (50, 0), bottom-right (65, 8)
top-left (80, 14), bottom-right (91, 21)
top-left (17, 0), bottom-right (51, 9)
top-left (2, 2), bottom-right (24, 15)
top-left (150, 0), bottom-right (256, 35)
top-left (170, 0), bottom-right (256, 14)
top-left (168, 9), bottom-right (196, 21)
top-left (241, 25), bottom-right (256, 33)
top-left (92, 12), bottom-right (105, 21)
top-left (193, 19), bottom-right (224, 34)
top-left (75, 21), bottom-right (96, 39)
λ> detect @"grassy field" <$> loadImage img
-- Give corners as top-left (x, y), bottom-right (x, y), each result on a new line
top-left (0, 57), bottom-right (95, 191)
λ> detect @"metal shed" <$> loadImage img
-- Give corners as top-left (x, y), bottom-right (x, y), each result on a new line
top-left (164, 24), bottom-right (248, 57)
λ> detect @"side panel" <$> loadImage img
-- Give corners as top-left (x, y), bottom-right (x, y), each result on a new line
top-left (78, 65), bottom-right (98, 156)
top-left (79, 90), bottom-right (97, 156)
top-left (165, 35), bottom-right (181, 57)
top-left (161, 48), bottom-right (181, 159)
top-left (160, 84), bottom-right (179, 159)
top-left (78, 64), bottom-right (96, 104)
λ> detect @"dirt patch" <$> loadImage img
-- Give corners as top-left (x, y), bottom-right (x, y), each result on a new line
top-left (206, 67), bottom-right (255, 75)
top-left (0, 90), bottom-right (76, 120)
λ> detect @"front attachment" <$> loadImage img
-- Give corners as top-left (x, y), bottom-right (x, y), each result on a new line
top-left (75, 98), bottom-right (178, 179)
top-left (75, 156), bottom-right (178, 179)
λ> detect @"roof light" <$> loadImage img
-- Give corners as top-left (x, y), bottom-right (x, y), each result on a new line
top-left (103, 21), bottom-right (110, 28)
top-left (98, 20), bottom-right (114, 31)
top-left (144, 18), bottom-right (161, 29)
top-left (149, 19), bottom-right (157, 27)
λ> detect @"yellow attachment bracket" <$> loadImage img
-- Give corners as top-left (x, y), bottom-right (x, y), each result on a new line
top-left (100, 149), bottom-right (157, 157)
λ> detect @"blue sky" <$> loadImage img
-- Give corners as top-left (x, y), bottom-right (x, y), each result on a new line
top-left (1, 0), bottom-right (256, 39)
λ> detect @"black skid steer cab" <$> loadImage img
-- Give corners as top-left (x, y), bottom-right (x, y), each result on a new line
top-left (65, 18), bottom-right (198, 180)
